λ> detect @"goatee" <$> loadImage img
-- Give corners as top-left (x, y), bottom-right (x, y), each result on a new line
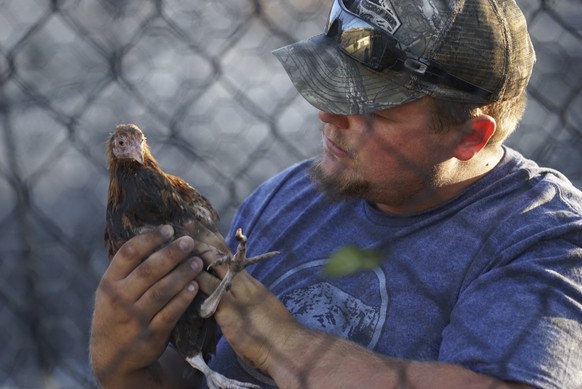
top-left (309, 156), bottom-right (372, 201)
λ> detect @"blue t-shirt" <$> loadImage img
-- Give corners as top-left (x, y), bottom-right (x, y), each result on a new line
top-left (209, 147), bottom-right (582, 389)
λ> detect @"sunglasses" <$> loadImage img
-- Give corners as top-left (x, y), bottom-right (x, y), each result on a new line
top-left (325, 0), bottom-right (493, 98)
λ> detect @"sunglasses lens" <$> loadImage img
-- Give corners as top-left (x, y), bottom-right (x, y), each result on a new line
top-left (338, 28), bottom-right (399, 71)
top-left (325, 0), bottom-right (400, 71)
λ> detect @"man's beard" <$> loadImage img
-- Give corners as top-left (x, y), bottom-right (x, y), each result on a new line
top-left (308, 155), bottom-right (372, 201)
top-left (309, 154), bottom-right (440, 210)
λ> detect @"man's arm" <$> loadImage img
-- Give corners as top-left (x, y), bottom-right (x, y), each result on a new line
top-left (196, 268), bottom-right (536, 389)
top-left (266, 323), bottom-right (536, 389)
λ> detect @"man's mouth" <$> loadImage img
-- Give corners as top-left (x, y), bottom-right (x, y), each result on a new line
top-left (323, 134), bottom-right (349, 159)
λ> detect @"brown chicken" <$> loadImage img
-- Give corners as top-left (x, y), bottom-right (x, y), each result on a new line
top-left (104, 124), bottom-right (277, 389)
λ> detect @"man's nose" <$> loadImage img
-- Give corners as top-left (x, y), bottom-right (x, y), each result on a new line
top-left (318, 111), bottom-right (350, 129)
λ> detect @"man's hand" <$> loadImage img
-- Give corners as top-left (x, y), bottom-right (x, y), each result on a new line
top-left (183, 220), bottom-right (299, 373)
top-left (188, 225), bottom-right (299, 375)
top-left (89, 225), bottom-right (203, 388)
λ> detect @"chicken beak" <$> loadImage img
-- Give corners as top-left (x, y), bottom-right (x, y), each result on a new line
top-left (121, 143), bottom-right (144, 164)
top-left (134, 144), bottom-right (145, 165)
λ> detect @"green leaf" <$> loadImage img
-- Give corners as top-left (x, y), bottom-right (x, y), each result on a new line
top-left (323, 245), bottom-right (382, 277)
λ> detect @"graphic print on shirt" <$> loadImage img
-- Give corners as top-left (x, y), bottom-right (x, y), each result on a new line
top-left (280, 281), bottom-right (380, 346)
top-left (236, 258), bottom-right (390, 384)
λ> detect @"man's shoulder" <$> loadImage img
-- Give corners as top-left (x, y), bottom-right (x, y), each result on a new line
top-left (502, 147), bottom-right (582, 215)
top-left (249, 159), bottom-right (315, 201)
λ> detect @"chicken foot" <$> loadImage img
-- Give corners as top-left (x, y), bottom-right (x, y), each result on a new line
top-left (199, 228), bottom-right (279, 318)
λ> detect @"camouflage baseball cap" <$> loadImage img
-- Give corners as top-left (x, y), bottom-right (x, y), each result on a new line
top-left (272, 0), bottom-right (536, 115)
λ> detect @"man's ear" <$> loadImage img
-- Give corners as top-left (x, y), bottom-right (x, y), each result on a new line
top-left (453, 115), bottom-right (496, 161)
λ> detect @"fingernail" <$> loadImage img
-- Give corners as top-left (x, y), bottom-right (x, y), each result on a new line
top-left (178, 237), bottom-right (193, 252)
top-left (159, 225), bottom-right (173, 238)
top-left (191, 257), bottom-right (202, 271)
top-left (187, 282), bottom-right (198, 293)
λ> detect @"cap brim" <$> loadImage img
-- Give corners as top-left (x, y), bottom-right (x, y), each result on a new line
top-left (272, 34), bottom-right (425, 115)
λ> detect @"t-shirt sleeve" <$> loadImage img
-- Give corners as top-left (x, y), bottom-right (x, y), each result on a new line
top-left (439, 237), bottom-right (582, 389)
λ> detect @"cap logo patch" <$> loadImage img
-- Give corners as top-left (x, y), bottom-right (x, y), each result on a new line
top-left (359, 0), bottom-right (401, 34)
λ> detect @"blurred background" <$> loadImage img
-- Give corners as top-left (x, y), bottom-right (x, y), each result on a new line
top-left (0, 0), bottom-right (580, 387)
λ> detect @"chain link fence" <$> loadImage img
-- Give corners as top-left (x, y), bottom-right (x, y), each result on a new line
top-left (0, 0), bottom-right (580, 387)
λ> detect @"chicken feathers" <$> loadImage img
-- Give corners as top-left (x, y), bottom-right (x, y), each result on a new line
top-left (105, 124), bottom-right (218, 257)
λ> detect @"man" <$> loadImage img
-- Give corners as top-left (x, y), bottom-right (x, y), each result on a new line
top-left (90, 0), bottom-right (582, 388)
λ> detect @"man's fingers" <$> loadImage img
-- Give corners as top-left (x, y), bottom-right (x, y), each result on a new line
top-left (195, 268), bottom-right (222, 296)
top-left (193, 241), bottom-right (231, 278)
top-left (106, 225), bottom-right (174, 280)
top-left (182, 219), bottom-right (234, 278)
top-left (183, 219), bottom-right (230, 253)
top-left (150, 279), bottom-right (200, 334)
top-left (137, 257), bottom-right (203, 319)
top-left (125, 236), bottom-right (196, 300)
